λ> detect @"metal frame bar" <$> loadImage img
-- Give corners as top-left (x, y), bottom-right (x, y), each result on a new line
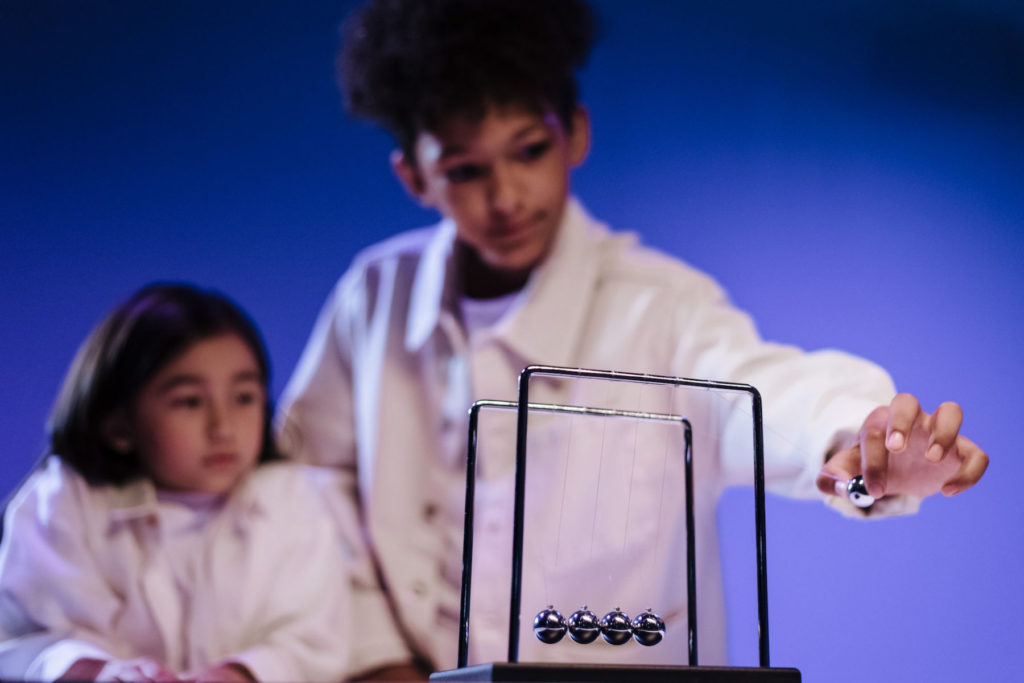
top-left (457, 400), bottom-right (693, 667)
top-left (508, 366), bottom-right (769, 668)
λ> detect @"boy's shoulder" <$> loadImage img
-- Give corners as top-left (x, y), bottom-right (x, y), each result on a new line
top-left (592, 224), bottom-right (727, 306)
top-left (346, 223), bottom-right (444, 276)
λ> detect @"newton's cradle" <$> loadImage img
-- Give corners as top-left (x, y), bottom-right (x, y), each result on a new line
top-left (431, 366), bottom-right (802, 682)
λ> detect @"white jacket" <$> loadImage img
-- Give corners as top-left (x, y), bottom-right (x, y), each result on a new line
top-left (0, 458), bottom-right (350, 682)
top-left (277, 198), bottom-right (909, 672)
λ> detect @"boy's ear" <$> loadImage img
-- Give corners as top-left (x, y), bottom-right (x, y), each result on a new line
top-left (390, 149), bottom-right (430, 205)
top-left (102, 410), bottom-right (135, 453)
top-left (568, 106), bottom-right (592, 167)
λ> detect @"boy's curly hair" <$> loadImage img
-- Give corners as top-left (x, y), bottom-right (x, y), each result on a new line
top-left (339, 0), bottom-right (598, 156)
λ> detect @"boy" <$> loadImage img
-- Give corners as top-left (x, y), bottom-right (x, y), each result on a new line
top-left (278, 0), bottom-right (988, 678)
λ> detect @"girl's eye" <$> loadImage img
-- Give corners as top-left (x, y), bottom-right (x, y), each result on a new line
top-left (517, 140), bottom-right (551, 162)
top-left (171, 395), bottom-right (203, 409)
top-left (235, 390), bottom-right (261, 406)
top-left (445, 164), bottom-right (485, 184)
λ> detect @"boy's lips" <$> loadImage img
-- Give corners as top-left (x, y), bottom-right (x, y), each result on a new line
top-left (489, 213), bottom-right (540, 241)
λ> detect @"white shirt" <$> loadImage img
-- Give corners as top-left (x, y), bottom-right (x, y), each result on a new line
top-left (460, 292), bottom-right (522, 342)
top-left (0, 458), bottom-right (350, 682)
top-left (277, 198), bottom-right (911, 673)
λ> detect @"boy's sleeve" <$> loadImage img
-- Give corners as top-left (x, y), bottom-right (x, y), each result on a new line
top-left (671, 277), bottom-right (919, 517)
top-left (0, 459), bottom-right (123, 680)
top-left (276, 279), bottom-right (418, 676)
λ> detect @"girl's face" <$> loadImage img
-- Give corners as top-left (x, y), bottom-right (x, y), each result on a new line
top-left (126, 333), bottom-right (266, 494)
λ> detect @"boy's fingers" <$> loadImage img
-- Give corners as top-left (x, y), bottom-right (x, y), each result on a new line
top-left (927, 401), bottom-right (963, 462)
top-left (942, 436), bottom-right (989, 495)
top-left (817, 449), bottom-right (855, 496)
top-left (885, 393), bottom-right (920, 452)
top-left (860, 408), bottom-right (889, 498)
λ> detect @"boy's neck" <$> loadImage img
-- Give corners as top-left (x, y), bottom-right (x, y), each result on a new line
top-left (455, 241), bottom-right (533, 299)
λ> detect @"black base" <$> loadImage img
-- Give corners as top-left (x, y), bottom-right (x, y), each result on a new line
top-left (430, 663), bottom-right (801, 682)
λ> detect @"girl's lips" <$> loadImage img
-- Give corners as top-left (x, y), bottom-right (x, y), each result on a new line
top-left (202, 453), bottom-right (238, 467)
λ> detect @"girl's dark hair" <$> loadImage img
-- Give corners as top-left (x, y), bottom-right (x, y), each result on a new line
top-left (339, 0), bottom-right (598, 157)
top-left (47, 283), bottom-right (282, 486)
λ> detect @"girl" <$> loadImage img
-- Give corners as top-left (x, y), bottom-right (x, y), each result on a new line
top-left (0, 284), bottom-right (349, 682)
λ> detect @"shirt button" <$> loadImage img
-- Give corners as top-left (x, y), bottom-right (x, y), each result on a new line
top-left (412, 580), bottom-right (428, 596)
top-left (423, 502), bottom-right (438, 520)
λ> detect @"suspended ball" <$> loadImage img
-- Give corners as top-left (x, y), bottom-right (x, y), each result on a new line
top-left (533, 606), bottom-right (567, 644)
top-left (567, 606), bottom-right (600, 644)
top-left (599, 608), bottom-right (632, 645)
top-left (631, 609), bottom-right (666, 646)
top-left (847, 475), bottom-right (875, 508)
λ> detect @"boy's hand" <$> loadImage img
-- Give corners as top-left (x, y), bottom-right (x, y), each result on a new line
top-left (817, 393), bottom-right (988, 501)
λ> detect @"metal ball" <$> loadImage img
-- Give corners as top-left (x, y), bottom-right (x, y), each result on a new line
top-left (567, 606), bottom-right (600, 644)
top-left (599, 608), bottom-right (632, 645)
top-left (847, 475), bottom-right (875, 508)
top-left (631, 609), bottom-right (666, 646)
top-left (533, 606), bottom-right (567, 644)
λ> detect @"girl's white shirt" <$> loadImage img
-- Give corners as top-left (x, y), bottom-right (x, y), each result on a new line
top-left (0, 458), bottom-right (351, 682)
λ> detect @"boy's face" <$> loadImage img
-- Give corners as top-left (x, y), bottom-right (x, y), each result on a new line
top-left (393, 104), bottom-right (590, 276)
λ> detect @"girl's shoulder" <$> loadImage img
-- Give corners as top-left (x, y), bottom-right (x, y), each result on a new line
top-left (234, 461), bottom-right (340, 514)
top-left (1, 456), bottom-right (111, 548)
top-left (6, 456), bottom-right (91, 515)
top-left (242, 460), bottom-right (318, 489)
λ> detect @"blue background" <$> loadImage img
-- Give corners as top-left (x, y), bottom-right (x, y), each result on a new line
top-left (2, 1), bottom-right (1021, 680)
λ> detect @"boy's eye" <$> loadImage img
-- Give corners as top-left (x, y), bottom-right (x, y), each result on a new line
top-left (445, 163), bottom-right (485, 183)
top-left (517, 140), bottom-right (551, 162)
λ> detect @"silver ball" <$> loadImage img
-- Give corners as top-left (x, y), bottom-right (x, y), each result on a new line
top-left (567, 606), bottom-right (600, 644)
top-left (599, 608), bottom-right (632, 646)
top-left (631, 609), bottom-right (665, 646)
top-left (847, 475), bottom-right (875, 508)
top-left (533, 606), bottom-right (567, 644)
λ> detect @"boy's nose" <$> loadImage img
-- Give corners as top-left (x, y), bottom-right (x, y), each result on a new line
top-left (488, 163), bottom-right (522, 216)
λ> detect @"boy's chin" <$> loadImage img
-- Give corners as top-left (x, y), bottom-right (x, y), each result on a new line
top-left (484, 244), bottom-right (552, 275)
top-left (456, 238), bottom-right (554, 296)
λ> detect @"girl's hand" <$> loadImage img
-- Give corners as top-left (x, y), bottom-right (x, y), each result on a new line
top-left (181, 662), bottom-right (255, 682)
top-left (93, 657), bottom-right (180, 681)
top-left (817, 393), bottom-right (989, 501)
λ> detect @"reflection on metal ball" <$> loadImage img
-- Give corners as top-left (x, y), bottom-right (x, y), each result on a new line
top-left (631, 609), bottom-right (666, 646)
top-left (567, 606), bottom-right (600, 644)
top-left (533, 606), bottom-right (567, 644)
top-left (599, 608), bottom-right (632, 645)
top-left (847, 475), bottom-right (875, 508)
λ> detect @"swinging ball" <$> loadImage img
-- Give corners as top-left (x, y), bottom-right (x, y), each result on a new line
top-left (847, 475), bottom-right (875, 508)
top-left (533, 606), bottom-right (567, 644)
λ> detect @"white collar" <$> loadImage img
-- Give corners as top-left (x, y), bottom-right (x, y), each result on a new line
top-left (403, 197), bottom-right (623, 367)
top-left (101, 466), bottom-right (268, 535)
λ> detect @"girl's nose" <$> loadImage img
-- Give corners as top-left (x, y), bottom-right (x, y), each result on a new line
top-left (207, 401), bottom-right (234, 441)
